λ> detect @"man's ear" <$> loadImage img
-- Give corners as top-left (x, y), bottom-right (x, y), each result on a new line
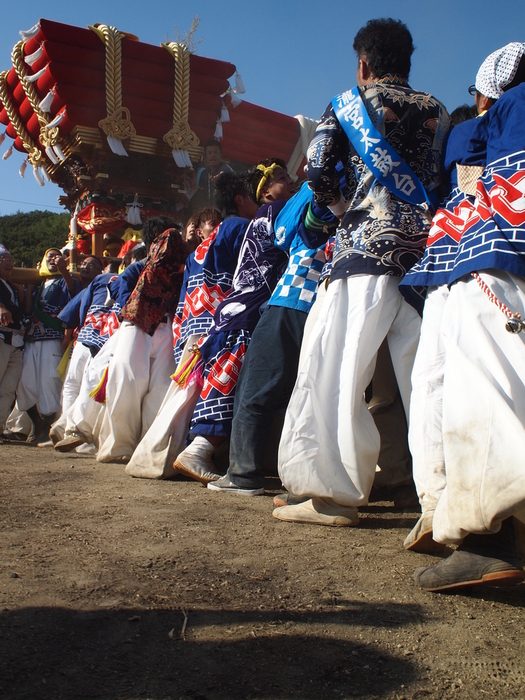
top-left (477, 93), bottom-right (495, 114)
top-left (195, 227), bottom-right (205, 241)
top-left (360, 58), bottom-right (373, 81)
top-left (234, 193), bottom-right (244, 211)
top-left (259, 184), bottom-right (276, 203)
top-left (357, 55), bottom-right (376, 86)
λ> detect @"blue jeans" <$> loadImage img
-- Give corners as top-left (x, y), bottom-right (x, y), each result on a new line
top-left (227, 305), bottom-right (307, 489)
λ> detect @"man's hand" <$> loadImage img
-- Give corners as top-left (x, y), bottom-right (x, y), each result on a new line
top-left (55, 256), bottom-right (68, 275)
top-left (328, 194), bottom-right (347, 221)
top-left (56, 256), bottom-right (77, 294)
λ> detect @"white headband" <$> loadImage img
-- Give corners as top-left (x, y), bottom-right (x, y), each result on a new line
top-left (475, 42), bottom-right (525, 100)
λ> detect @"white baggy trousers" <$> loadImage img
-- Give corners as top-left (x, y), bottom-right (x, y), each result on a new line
top-left (408, 285), bottom-right (449, 513)
top-left (433, 271), bottom-right (525, 544)
top-left (16, 339), bottom-right (63, 416)
top-left (96, 321), bottom-right (176, 462)
top-left (278, 275), bottom-right (421, 507)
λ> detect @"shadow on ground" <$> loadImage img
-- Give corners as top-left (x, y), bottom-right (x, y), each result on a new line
top-left (1, 601), bottom-right (424, 699)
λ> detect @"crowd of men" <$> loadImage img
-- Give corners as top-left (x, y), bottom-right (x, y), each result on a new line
top-left (1, 18), bottom-right (525, 595)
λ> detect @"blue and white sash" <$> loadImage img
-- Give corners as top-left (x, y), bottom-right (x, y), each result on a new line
top-left (332, 87), bottom-right (432, 210)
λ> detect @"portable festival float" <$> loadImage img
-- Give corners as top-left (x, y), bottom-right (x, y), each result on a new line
top-left (0, 18), bottom-right (316, 269)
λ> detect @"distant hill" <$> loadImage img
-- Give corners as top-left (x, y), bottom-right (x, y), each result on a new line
top-left (0, 210), bottom-right (70, 268)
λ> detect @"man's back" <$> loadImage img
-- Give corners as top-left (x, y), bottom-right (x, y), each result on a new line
top-left (308, 80), bottom-right (450, 278)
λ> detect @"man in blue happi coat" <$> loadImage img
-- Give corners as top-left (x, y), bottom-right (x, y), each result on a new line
top-left (401, 43), bottom-right (525, 592)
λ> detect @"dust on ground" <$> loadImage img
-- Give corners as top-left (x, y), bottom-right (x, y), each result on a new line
top-left (1, 443), bottom-right (524, 700)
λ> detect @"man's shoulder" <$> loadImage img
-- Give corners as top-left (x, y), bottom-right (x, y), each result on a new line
top-left (485, 81), bottom-right (525, 125)
top-left (218, 216), bottom-right (250, 236)
top-left (121, 260), bottom-right (145, 279)
top-left (252, 200), bottom-right (287, 224)
top-left (0, 278), bottom-right (21, 312)
top-left (89, 272), bottom-right (114, 289)
top-left (329, 83), bottom-right (448, 126)
top-left (50, 275), bottom-right (78, 293)
top-left (368, 83), bottom-right (447, 113)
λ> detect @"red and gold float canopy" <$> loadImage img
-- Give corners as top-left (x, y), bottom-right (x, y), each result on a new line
top-left (0, 18), bottom-right (314, 235)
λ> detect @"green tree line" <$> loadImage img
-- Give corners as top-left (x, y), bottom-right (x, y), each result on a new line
top-left (0, 210), bottom-right (70, 267)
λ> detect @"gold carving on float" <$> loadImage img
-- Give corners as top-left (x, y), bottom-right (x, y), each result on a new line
top-left (69, 126), bottom-right (103, 148)
top-left (128, 135), bottom-right (159, 155)
top-left (68, 127), bottom-right (161, 157)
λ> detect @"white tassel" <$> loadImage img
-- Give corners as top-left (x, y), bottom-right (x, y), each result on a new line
top-left (0, 132), bottom-right (5, 146)
top-left (126, 207), bottom-right (142, 226)
top-left (230, 90), bottom-right (242, 108)
top-left (220, 103), bottom-right (230, 123)
top-left (41, 166), bottom-right (51, 182)
top-left (25, 65), bottom-right (48, 83)
top-left (19, 160), bottom-right (28, 178)
top-left (53, 144), bottom-right (66, 161)
top-left (33, 167), bottom-right (44, 186)
top-left (172, 150), bottom-right (185, 168)
top-left (39, 88), bottom-right (55, 113)
top-left (107, 136), bottom-right (128, 156)
top-left (20, 23), bottom-right (40, 40)
top-left (214, 120), bottom-right (223, 139)
top-left (172, 150), bottom-right (193, 168)
top-left (235, 73), bottom-right (246, 94)
top-left (126, 195), bottom-right (143, 225)
top-left (45, 110), bottom-right (65, 130)
top-left (2, 146), bottom-right (13, 160)
top-left (45, 146), bottom-right (59, 165)
top-left (25, 45), bottom-right (43, 66)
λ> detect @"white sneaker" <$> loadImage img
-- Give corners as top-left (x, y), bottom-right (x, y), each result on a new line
top-left (173, 436), bottom-right (220, 484)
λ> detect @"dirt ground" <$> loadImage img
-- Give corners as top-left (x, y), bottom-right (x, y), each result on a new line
top-left (1, 443), bottom-right (524, 700)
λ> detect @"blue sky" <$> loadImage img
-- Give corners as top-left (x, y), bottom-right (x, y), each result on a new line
top-left (0, 0), bottom-right (523, 216)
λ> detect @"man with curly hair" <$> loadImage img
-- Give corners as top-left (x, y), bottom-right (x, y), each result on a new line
top-left (275, 18), bottom-right (450, 527)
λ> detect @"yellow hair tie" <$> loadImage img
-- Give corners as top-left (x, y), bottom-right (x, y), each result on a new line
top-left (256, 162), bottom-right (282, 201)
